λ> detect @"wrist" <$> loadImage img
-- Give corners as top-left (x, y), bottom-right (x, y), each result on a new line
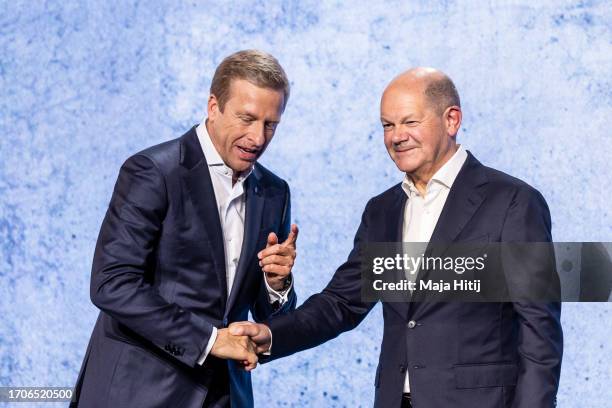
top-left (267, 274), bottom-right (292, 291)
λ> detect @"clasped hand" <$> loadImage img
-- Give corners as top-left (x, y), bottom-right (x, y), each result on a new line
top-left (209, 224), bottom-right (297, 370)
top-left (210, 323), bottom-right (272, 371)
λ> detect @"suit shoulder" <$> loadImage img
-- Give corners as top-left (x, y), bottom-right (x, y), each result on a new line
top-left (254, 162), bottom-right (288, 190)
top-left (367, 183), bottom-right (403, 209)
top-left (482, 165), bottom-right (547, 203)
top-left (126, 136), bottom-right (182, 174)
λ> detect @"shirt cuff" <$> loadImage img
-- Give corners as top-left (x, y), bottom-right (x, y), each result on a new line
top-left (197, 326), bottom-right (218, 365)
top-left (261, 325), bottom-right (273, 356)
top-left (263, 273), bottom-right (293, 305)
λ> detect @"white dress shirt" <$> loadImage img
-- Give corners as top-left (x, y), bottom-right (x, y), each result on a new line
top-left (195, 122), bottom-right (291, 364)
top-left (401, 145), bottom-right (468, 392)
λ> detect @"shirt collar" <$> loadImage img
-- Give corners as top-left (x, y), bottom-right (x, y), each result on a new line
top-left (402, 144), bottom-right (468, 196)
top-left (195, 121), bottom-right (253, 183)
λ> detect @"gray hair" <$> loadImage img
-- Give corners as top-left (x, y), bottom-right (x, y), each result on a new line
top-left (424, 75), bottom-right (461, 114)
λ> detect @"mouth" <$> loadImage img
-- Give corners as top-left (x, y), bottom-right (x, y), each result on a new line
top-left (236, 145), bottom-right (260, 161)
top-left (394, 146), bottom-right (418, 154)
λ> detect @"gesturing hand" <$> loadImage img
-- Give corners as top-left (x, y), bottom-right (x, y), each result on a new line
top-left (210, 328), bottom-right (258, 371)
top-left (259, 224), bottom-right (299, 291)
top-left (229, 322), bottom-right (272, 354)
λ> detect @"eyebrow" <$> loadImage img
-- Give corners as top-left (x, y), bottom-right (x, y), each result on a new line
top-left (237, 112), bottom-right (256, 120)
top-left (380, 114), bottom-right (417, 123)
top-left (237, 111), bottom-right (280, 124)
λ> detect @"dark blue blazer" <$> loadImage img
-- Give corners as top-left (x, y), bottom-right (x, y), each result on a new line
top-left (267, 152), bottom-right (562, 408)
top-left (71, 126), bottom-right (296, 408)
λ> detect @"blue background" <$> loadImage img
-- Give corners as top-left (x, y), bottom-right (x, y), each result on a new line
top-left (1, 1), bottom-right (610, 406)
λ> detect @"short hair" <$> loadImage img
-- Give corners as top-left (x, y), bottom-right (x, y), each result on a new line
top-left (210, 50), bottom-right (290, 112)
top-left (423, 75), bottom-right (461, 114)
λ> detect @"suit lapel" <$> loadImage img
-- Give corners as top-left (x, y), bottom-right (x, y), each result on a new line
top-left (382, 186), bottom-right (412, 320)
top-left (180, 128), bottom-right (228, 309)
top-left (225, 169), bottom-right (265, 317)
top-left (408, 152), bottom-right (488, 311)
top-left (427, 152), bottom-right (488, 257)
top-left (385, 186), bottom-right (407, 243)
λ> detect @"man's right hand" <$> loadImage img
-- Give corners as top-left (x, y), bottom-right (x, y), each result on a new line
top-left (210, 328), bottom-right (258, 371)
top-left (228, 322), bottom-right (272, 354)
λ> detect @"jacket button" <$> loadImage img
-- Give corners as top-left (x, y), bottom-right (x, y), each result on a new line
top-left (399, 364), bottom-right (407, 373)
top-left (407, 320), bottom-right (417, 329)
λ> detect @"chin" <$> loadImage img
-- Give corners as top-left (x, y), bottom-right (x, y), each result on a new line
top-left (232, 161), bottom-right (254, 173)
top-left (394, 159), bottom-right (421, 174)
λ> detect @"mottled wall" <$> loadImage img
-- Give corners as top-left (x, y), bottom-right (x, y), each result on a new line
top-left (1, 1), bottom-right (610, 407)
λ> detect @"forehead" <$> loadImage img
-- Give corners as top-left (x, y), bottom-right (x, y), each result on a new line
top-left (226, 79), bottom-right (285, 115)
top-left (380, 84), bottom-right (428, 118)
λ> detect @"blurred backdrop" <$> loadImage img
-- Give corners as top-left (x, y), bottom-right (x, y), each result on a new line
top-left (1, 1), bottom-right (610, 406)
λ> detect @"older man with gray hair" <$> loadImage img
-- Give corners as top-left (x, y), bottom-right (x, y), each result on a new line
top-left (232, 67), bottom-right (563, 408)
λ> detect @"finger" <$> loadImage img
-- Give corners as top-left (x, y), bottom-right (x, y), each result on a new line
top-left (258, 244), bottom-right (282, 260)
top-left (262, 264), bottom-right (291, 275)
top-left (256, 344), bottom-right (270, 354)
top-left (244, 352), bottom-right (258, 371)
top-left (229, 323), bottom-right (259, 337)
top-left (260, 254), bottom-right (294, 267)
top-left (239, 360), bottom-right (257, 371)
top-left (245, 338), bottom-right (257, 353)
top-left (229, 321), bottom-right (253, 329)
top-left (282, 224), bottom-right (299, 248)
top-left (258, 244), bottom-right (296, 261)
top-left (266, 232), bottom-right (278, 248)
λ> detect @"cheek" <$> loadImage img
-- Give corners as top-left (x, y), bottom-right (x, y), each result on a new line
top-left (408, 129), bottom-right (424, 144)
top-left (383, 133), bottom-right (394, 149)
top-left (227, 126), bottom-right (247, 144)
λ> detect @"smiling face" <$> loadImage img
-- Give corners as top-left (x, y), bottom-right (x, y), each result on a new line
top-left (207, 78), bottom-right (285, 175)
top-left (380, 78), bottom-right (461, 184)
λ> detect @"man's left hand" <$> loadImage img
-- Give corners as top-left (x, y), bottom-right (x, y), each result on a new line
top-left (259, 224), bottom-right (298, 291)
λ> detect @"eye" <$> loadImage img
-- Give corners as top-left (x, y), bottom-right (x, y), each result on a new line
top-left (265, 122), bottom-right (278, 130)
top-left (240, 116), bottom-right (255, 124)
top-left (382, 123), bottom-right (393, 130)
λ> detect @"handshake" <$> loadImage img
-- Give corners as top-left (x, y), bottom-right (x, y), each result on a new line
top-left (210, 322), bottom-right (272, 371)
top-left (208, 224), bottom-right (300, 371)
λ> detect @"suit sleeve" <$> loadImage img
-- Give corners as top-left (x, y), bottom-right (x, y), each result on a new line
top-left (265, 199), bottom-right (378, 359)
top-left (90, 154), bottom-right (214, 367)
top-left (501, 186), bottom-right (563, 408)
top-left (251, 180), bottom-right (297, 321)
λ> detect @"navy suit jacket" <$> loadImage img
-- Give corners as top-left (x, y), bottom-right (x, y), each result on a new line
top-left (267, 152), bottom-right (562, 408)
top-left (72, 126), bottom-right (296, 408)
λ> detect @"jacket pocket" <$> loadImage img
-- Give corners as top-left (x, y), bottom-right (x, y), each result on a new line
top-left (453, 362), bottom-right (517, 389)
top-left (108, 343), bottom-right (203, 407)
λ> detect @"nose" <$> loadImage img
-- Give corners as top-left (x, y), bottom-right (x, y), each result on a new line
top-left (249, 121), bottom-right (267, 147)
top-left (390, 127), bottom-right (409, 146)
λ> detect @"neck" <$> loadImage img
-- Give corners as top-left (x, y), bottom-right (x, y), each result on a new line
top-left (408, 144), bottom-right (458, 196)
top-left (204, 120), bottom-right (222, 156)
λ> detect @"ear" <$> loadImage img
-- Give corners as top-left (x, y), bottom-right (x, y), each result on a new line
top-left (444, 106), bottom-right (462, 137)
top-left (207, 94), bottom-right (220, 121)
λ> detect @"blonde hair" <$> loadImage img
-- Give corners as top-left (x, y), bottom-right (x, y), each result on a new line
top-left (210, 50), bottom-right (290, 111)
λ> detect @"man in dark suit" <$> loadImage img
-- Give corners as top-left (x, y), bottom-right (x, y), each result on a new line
top-left (71, 50), bottom-right (299, 408)
top-left (231, 68), bottom-right (563, 407)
